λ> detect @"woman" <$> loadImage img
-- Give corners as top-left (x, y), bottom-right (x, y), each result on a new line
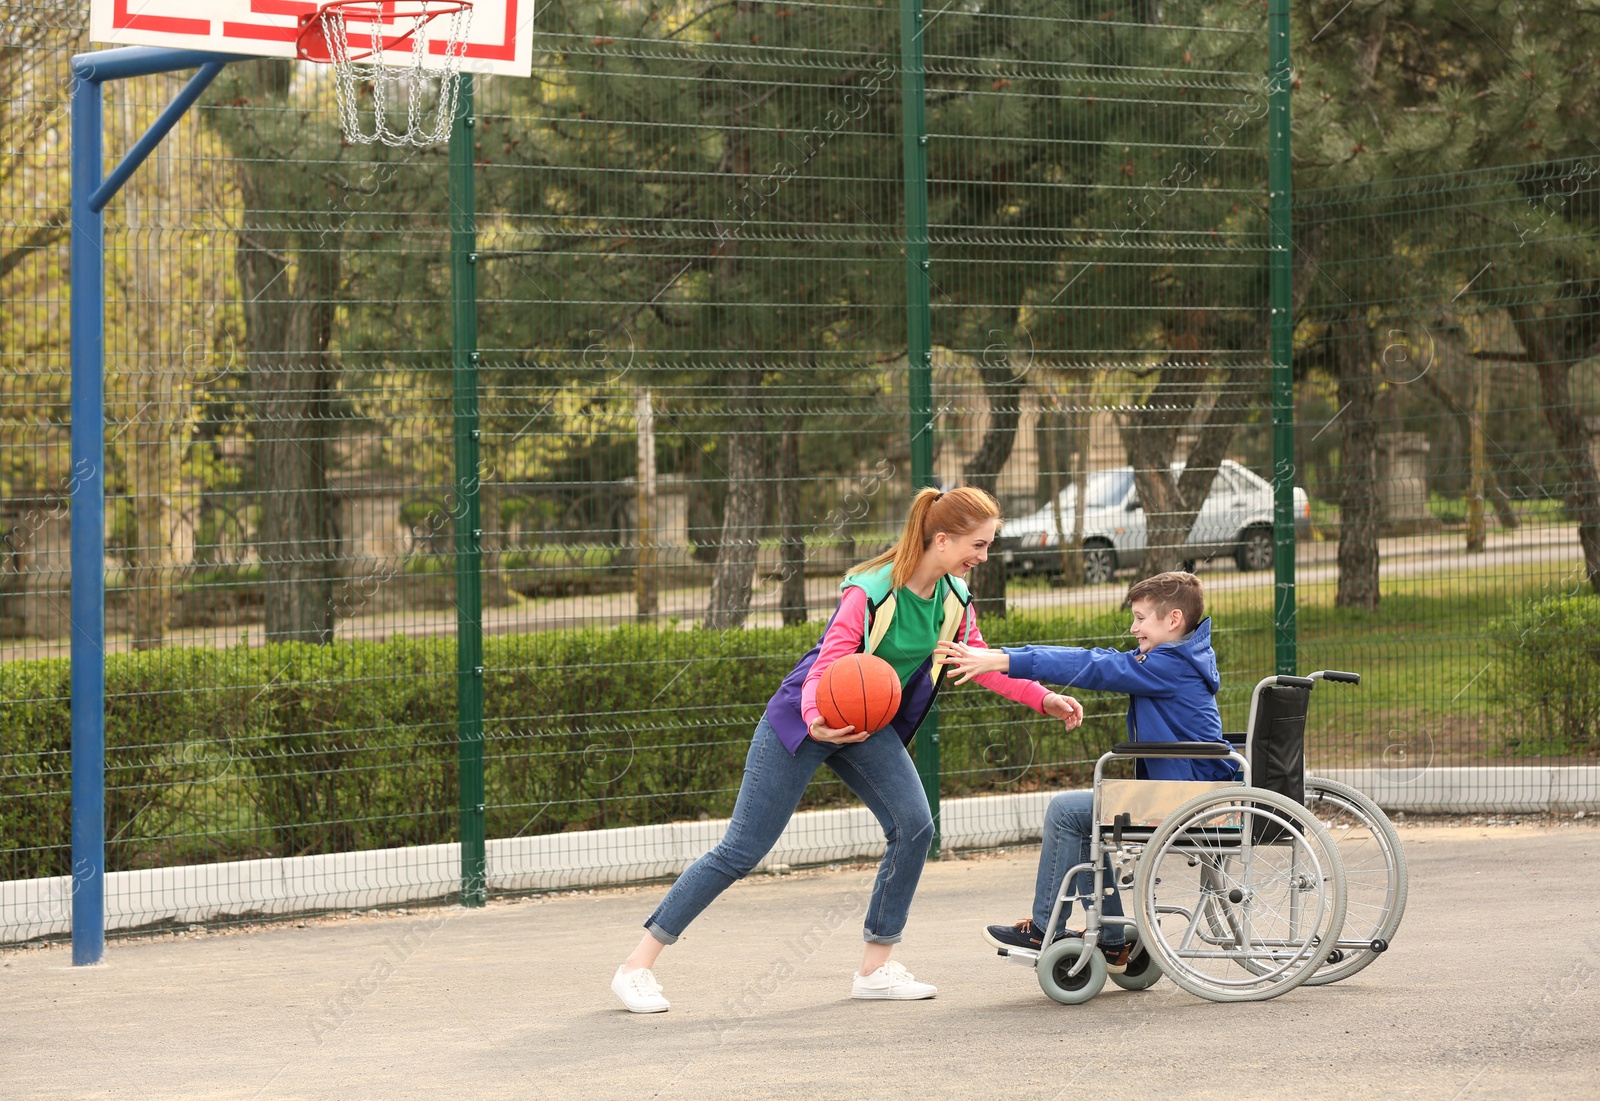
top-left (611, 486), bottom-right (1086, 1012)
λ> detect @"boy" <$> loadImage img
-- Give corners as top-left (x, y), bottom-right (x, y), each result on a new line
top-left (935, 571), bottom-right (1229, 971)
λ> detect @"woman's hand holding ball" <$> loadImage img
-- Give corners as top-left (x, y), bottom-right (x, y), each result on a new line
top-left (808, 716), bottom-right (869, 744)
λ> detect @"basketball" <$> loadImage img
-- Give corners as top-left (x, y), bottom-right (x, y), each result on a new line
top-left (816, 653), bottom-right (903, 734)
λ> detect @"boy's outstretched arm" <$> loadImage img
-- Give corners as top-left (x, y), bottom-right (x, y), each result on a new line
top-left (1005, 644), bottom-right (1180, 697)
top-left (934, 640), bottom-right (1085, 730)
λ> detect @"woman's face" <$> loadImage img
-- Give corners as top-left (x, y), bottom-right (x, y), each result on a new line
top-left (930, 518), bottom-right (1001, 578)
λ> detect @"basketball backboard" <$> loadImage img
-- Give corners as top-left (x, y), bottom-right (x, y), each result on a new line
top-left (89, 0), bottom-right (534, 77)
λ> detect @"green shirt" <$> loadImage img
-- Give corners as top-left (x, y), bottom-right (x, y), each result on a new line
top-left (874, 581), bottom-right (943, 686)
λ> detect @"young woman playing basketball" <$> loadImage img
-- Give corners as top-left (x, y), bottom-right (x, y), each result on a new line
top-left (611, 486), bottom-right (1086, 1012)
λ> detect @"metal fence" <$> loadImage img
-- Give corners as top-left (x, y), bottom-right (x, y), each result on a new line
top-left (2, 0), bottom-right (1595, 947)
top-left (1294, 161), bottom-right (1600, 793)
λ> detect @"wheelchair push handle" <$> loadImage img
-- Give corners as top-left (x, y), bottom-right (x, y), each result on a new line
top-left (1111, 740), bottom-right (1235, 758)
top-left (1310, 669), bottom-right (1361, 685)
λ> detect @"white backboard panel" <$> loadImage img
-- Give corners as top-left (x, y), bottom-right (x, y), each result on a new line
top-left (89, 0), bottom-right (534, 77)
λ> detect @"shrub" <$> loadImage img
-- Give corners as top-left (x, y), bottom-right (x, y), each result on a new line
top-left (0, 607), bottom-right (1225, 878)
top-left (1487, 594), bottom-right (1600, 754)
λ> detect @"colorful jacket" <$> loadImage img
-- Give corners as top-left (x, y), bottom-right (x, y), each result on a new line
top-left (1001, 618), bottom-right (1231, 781)
top-left (764, 563), bottom-right (1048, 755)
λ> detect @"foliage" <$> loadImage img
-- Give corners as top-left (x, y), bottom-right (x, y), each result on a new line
top-left (1487, 594), bottom-right (1600, 754)
top-left (0, 611), bottom-right (1176, 878)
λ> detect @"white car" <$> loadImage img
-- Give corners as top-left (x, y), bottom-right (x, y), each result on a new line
top-left (999, 460), bottom-right (1312, 585)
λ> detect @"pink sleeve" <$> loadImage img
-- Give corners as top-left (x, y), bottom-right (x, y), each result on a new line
top-left (801, 587), bottom-right (870, 727)
top-left (962, 609), bottom-right (1052, 714)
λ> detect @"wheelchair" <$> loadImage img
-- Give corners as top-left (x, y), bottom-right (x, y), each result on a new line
top-left (997, 669), bottom-right (1406, 1004)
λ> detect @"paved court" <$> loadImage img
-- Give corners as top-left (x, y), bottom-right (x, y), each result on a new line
top-left (3, 821), bottom-right (1596, 1100)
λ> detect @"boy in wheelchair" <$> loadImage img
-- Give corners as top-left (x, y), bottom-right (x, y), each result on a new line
top-left (936, 571), bottom-right (1232, 973)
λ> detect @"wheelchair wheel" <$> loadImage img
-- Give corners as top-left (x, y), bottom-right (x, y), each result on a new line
top-left (1301, 775), bottom-right (1407, 986)
top-left (1132, 787), bottom-right (1346, 1003)
top-left (1037, 937), bottom-right (1107, 1005)
top-left (1107, 929), bottom-right (1162, 991)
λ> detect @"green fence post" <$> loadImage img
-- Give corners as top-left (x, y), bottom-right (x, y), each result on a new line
top-left (901, 0), bottom-right (939, 857)
top-left (1268, 0), bottom-right (1297, 677)
top-left (451, 74), bottom-right (487, 907)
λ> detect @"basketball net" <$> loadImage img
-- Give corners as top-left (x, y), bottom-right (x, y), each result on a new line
top-left (301, 1), bottom-right (473, 147)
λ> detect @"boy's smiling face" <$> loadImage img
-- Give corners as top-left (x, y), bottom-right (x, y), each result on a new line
top-left (1128, 598), bottom-right (1187, 653)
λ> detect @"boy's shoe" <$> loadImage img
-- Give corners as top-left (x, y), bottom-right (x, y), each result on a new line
top-left (1099, 941), bottom-right (1131, 975)
top-left (983, 920), bottom-right (1130, 974)
top-left (982, 918), bottom-right (1051, 952)
top-left (851, 960), bottom-right (938, 1000)
top-left (612, 965), bottom-right (670, 1013)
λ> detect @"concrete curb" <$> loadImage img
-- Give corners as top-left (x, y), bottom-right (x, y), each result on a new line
top-left (5, 768), bottom-right (1594, 941)
top-left (1317, 766), bottom-right (1600, 814)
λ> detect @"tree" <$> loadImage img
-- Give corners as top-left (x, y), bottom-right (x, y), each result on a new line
top-left (1032, 1), bottom-right (1275, 586)
top-left (517, 0), bottom-right (907, 629)
top-left (959, 315), bottom-right (1025, 618)
top-left (1330, 314), bottom-right (1380, 609)
top-left (1291, 0), bottom-right (1600, 597)
top-left (0, 11), bottom-right (77, 285)
top-left (204, 62), bottom-right (353, 643)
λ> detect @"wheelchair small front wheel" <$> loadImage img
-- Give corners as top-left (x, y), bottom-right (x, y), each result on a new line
top-left (1108, 930), bottom-right (1162, 991)
top-left (1037, 937), bottom-right (1107, 1005)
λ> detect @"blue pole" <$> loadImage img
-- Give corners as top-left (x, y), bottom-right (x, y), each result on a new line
top-left (72, 47), bottom-right (254, 84)
top-left (89, 62), bottom-right (226, 213)
top-left (63, 45), bottom-right (258, 967)
top-left (69, 68), bottom-right (107, 967)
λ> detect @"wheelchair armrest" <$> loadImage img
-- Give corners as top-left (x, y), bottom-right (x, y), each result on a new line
top-left (1224, 732), bottom-right (1248, 747)
top-left (1111, 741), bottom-right (1235, 758)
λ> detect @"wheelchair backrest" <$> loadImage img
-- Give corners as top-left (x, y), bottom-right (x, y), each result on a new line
top-left (1245, 683), bottom-right (1310, 805)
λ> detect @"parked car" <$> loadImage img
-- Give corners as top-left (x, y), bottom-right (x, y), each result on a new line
top-left (998, 460), bottom-right (1312, 585)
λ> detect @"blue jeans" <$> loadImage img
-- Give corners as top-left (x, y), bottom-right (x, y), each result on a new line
top-left (645, 716), bottom-right (934, 945)
top-left (1034, 790), bottom-right (1125, 946)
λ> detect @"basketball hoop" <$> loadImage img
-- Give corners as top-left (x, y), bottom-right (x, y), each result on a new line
top-left (296, 0), bottom-right (473, 147)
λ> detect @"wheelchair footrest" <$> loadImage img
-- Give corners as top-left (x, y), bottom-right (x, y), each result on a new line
top-left (996, 945), bottom-right (1040, 967)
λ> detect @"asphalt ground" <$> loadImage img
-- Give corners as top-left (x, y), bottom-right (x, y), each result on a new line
top-left (3, 820), bottom-right (1597, 1101)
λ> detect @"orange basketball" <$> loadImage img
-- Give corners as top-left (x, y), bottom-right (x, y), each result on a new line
top-left (817, 653), bottom-right (903, 734)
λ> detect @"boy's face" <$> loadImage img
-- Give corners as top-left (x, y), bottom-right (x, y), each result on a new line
top-left (1128, 598), bottom-right (1187, 653)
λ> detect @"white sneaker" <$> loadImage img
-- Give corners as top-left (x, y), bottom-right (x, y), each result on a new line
top-left (611, 965), bottom-right (670, 1013)
top-left (850, 960), bottom-right (937, 1001)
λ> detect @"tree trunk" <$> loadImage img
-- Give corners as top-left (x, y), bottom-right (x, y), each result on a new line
top-left (635, 388), bottom-right (658, 620)
top-left (237, 212), bottom-right (341, 644)
top-left (1334, 317), bottom-right (1380, 610)
top-left (963, 326), bottom-right (1024, 618)
top-left (1466, 358), bottom-right (1487, 553)
top-left (1039, 390), bottom-right (1087, 586)
top-left (1417, 346), bottom-right (1517, 530)
top-left (777, 412), bottom-right (807, 625)
top-left (1066, 390), bottom-right (1090, 586)
top-left (1117, 359), bottom-right (1243, 584)
top-left (704, 370), bottom-right (768, 629)
top-left (120, 200), bottom-right (181, 650)
top-left (1511, 306), bottom-right (1600, 591)
top-left (244, 268), bottom-right (339, 646)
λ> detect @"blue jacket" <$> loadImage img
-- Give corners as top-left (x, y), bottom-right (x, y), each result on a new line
top-left (1002, 618), bottom-right (1233, 781)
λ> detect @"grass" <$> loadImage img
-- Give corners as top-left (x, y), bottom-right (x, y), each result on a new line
top-left (913, 551), bottom-right (1593, 765)
top-left (1205, 560), bottom-right (1595, 765)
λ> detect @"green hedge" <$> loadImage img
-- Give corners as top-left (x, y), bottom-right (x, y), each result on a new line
top-left (1, 611), bottom-right (1246, 881)
top-left (1488, 594), bottom-right (1600, 754)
